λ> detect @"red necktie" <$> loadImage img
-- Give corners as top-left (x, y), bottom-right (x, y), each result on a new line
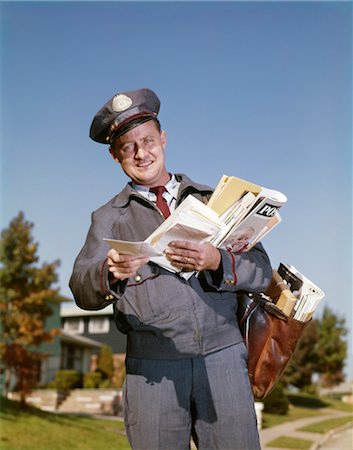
top-left (150, 186), bottom-right (171, 219)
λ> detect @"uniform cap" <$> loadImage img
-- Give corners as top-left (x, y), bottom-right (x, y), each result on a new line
top-left (89, 88), bottom-right (160, 144)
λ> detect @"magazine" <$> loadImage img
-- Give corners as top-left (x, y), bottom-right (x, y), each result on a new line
top-left (208, 175), bottom-right (287, 251)
top-left (276, 263), bottom-right (325, 322)
top-left (104, 174), bottom-right (287, 276)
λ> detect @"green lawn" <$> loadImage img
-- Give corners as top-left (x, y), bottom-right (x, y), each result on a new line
top-left (299, 415), bottom-right (353, 434)
top-left (0, 397), bottom-right (131, 450)
top-left (262, 392), bottom-right (352, 429)
top-left (265, 393), bottom-right (353, 449)
top-left (1, 393), bottom-right (352, 449)
top-left (262, 405), bottom-right (326, 429)
top-left (266, 436), bottom-right (313, 449)
top-left (321, 396), bottom-right (353, 413)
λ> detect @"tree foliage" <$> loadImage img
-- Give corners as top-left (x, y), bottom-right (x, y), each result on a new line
top-left (281, 306), bottom-right (348, 390)
top-left (281, 319), bottom-right (319, 389)
top-left (315, 306), bottom-right (348, 387)
top-left (0, 212), bottom-right (60, 404)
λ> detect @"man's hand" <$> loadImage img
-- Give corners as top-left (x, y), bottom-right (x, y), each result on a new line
top-left (107, 249), bottom-right (149, 281)
top-left (164, 241), bottom-right (221, 272)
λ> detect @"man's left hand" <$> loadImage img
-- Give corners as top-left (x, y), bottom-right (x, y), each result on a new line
top-left (164, 241), bottom-right (221, 272)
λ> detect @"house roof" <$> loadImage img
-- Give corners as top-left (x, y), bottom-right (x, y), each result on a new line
top-left (60, 330), bottom-right (103, 348)
top-left (61, 302), bottom-right (114, 317)
top-left (319, 381), bottom-right (353, 396)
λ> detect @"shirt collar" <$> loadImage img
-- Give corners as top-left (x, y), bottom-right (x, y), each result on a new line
top-left (132, 174), bottom-right (180, 200)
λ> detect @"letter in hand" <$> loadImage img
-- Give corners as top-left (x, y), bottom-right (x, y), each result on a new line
top-left (164, 241), bottom-right (221, 272)
top-left (107, 249), bottom-right (149, 281)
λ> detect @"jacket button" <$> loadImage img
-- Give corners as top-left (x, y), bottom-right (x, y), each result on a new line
top-left (134, 274), bottom-right (142, 282)
top-left (105, 294), bottom-right (114, 301)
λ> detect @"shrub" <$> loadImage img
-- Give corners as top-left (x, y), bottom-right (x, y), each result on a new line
top-left (300, 384), bottom-right (318, 396)
top-left (99, 378), bottom-right (114, 389)
top-left (97, 345), bottom-right (114, 380)
top-left (83, 371), bottom-right (102, 389)
top-left (54, 370), bottom-right (82, 391)
top-left (263, 383), bottom-right (289, 415)
top-left (113, 364), bottom-right (126, 389)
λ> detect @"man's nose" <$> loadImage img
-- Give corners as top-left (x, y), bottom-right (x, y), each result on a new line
top-left (134, 144), bottom-right (147, 158)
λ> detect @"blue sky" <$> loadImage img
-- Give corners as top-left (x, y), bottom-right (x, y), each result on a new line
top-left (1, 1), bottom-right (352, 376)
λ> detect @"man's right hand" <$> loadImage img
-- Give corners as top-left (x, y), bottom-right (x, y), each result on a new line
top-left (107, 249), bottom-right (149, 281)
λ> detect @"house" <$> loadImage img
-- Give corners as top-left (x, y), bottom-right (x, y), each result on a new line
top-left (0, 296), bottom-right (93, 393)
top-left (319, 381), bottom-right (353, 404)
top-left (60, 302), bottom-right (127, 374)
top-left (34, 298), bottom-right (108, 385)
top-left (60, 302), bottom-right (126, 353)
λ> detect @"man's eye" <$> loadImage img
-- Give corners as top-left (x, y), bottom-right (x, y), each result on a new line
top-left (122, 144), bottom-right (134, 153)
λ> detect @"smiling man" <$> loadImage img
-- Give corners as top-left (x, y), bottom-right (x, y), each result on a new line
top-left (70, 88), bottom-right (272, 450)
top-left (109, 119), bottom-right (168, 187)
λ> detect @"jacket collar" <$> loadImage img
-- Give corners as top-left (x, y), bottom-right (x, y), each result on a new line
top-left (112, 173), bottom-right (213, 208)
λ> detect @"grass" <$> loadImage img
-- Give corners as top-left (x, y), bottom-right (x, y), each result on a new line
top-left (262, 405), bottom-right (326, 429)
top-left (1, 392), bottom-right (352, 449)
top-left (266, 436), bottom-right (313, 449)
top-left (0, 397), bottom-right (131, 450)
top-left (299, 415), bottom-right (353, 434)
top-left (321, 396), bottom-right (353, 413)
top-left (262, 391), bottom-right (353, 428)
top-left (265, 393), bottom-right (353, 449)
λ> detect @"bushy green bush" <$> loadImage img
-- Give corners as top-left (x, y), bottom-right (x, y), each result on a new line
top-left (53, 370), bottom-right (82, 391)
top-left (97, 345), bottom-right (114, 379)
top-left (99, 378), bottom-right (114, 389)
top-left (83, 371), bottom-right (102, 389)
top-left (113, 364), bottom-right (126, 389)
top-left (263, 383), bottom-right (289, 415)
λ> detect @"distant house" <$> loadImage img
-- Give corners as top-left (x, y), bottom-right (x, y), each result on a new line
top-left (0, 296), bottom-right (92, 392)
top-left (2, 299), bottom-right (127, 395)
top-left (60, 302), bottom-right (127, 374)
top-left (36, 298), bottom-right (107, 385)
top-left (319, 381), bottom-right (353, 404)
top-left (61, 303), bottom-right (126, 353)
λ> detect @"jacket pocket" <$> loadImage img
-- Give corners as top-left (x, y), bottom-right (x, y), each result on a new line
top-left (122, 265), bottom-right (173, 324)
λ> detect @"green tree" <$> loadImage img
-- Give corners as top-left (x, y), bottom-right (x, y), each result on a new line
top-left (316, 306), bottom-right (348, 387)
top-left (96, 344), bottom-right (114, 382)
top-left (281, 319), bottom-right (319, 390)
top-left (281, 306), bottom-right (348, 391)
top-left (0, 212), bottom-right (60, 405)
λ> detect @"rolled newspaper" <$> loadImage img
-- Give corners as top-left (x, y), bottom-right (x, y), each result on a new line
top-left (266, 270), bottom-right (298, 316)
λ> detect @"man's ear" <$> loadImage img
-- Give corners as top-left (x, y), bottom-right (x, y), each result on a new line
top-left (161, 130), bottom-right (167, 149)
top-left (109, 146), bottom-right (121, 163)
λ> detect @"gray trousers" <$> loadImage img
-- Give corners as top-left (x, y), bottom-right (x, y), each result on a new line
top-left (123, 343), bottom-right (261, 450)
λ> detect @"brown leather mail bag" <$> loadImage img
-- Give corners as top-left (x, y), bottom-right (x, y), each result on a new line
top-left (237, 292), bottom-right (308, 401)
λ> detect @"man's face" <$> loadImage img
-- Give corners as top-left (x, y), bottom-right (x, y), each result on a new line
top-left (229, 227), bottom-right (255, 252)
top-left (110, 120), bottom-right (169, 187)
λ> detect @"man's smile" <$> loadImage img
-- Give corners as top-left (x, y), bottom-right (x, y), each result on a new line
top-left (136, 160), bottom-right (153, 168)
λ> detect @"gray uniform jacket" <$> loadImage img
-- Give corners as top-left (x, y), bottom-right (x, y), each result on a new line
top-left (69, 174), bottom-right (272, 359)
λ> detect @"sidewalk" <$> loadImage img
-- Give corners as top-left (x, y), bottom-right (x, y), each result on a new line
top-left (317, 425), bottom-right (352, 449)
top-left (259, 409), bottom-right (351, 450)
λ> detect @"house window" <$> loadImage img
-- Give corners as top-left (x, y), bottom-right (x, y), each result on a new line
top-left (88, 317), bottom-right (110, 334)
top-left (61, 344), bottom-right (83, 371)
top-left (63, 318), bottom-right (84, 334)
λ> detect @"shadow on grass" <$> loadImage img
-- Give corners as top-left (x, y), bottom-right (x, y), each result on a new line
top-left (0, 396), bottom-right (118, 431)
top-left (1, 396), bottom-right (70, 421)
top-left (288, 393), bottom-right (330, 409)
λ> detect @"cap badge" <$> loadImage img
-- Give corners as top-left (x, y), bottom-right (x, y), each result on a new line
top-left (112, 94), bottom-right (133, 112)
